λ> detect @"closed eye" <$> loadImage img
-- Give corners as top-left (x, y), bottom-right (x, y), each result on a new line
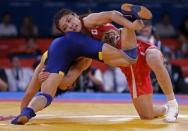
top-left (61, 24), bottom-right (67, 32)
top-left (66, 17), bottom-right (71, 23)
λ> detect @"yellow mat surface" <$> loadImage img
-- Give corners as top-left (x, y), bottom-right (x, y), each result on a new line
top-left (0, 102), bottom-right (187, 131)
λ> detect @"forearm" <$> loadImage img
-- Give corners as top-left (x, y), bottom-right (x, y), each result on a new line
top-left (85, 11), bottom-right (134, 29)
top-left (110, 11), bottom-right (134, 29)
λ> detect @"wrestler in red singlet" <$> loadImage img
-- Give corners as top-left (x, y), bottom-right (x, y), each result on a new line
top-left (83, 22), bottom-right (158, 98)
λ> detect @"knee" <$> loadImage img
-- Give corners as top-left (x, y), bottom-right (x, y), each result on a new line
top-left (37, 92), bottom-right (53, 107)
top-left (138, 110), bottom-right (155, 120)
top-left (139, 114), bottom-right (154, 120)
top-left (146, 50), bottom-right (163, 70)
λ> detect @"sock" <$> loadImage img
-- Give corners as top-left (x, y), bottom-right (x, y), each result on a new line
top-left (168, 99), bottom-right (178, 107)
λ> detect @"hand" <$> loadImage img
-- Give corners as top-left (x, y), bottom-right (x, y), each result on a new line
top-left (38, 71), bottom-right (50, 83)
top-left (132, 20), bottom-right (144, 30)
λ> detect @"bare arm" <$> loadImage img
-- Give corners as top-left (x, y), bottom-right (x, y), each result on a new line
top-left (84, 11), bottom-right (139, 30)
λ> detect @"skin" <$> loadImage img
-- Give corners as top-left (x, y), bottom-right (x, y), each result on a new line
top-left (132, 24), bottom-right (176, 119)
top-left (20, 56), bottom-right (91, 110)
top-left (57, 14), bottom-right (176, 119)
top-left (37, 45), bottom-right (173, 120)
top-left (132, 48), bottom-right (174, 119)
top-left (57, 11), bottom-right (144, 67)
top-left (20, 10), bottom-right (176, 121)
top-left (59, 11), bottom-right (143, 50)
top-left (137, 48), bottom-right (174, 119)
top-left (20, 10), bottom-right (144, 112)
top-left (17, 8), bottom-right (176, 125)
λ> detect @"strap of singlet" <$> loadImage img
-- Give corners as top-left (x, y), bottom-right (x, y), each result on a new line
top-left (79, 17), bottom-right (94, 38)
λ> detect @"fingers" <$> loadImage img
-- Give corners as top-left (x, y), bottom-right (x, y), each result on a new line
top-left (0, 115), bottom-right (15, 121)
top-left (38, 71), bottom-right (50, 82)
top-left (134, 20), bottom-right (144, 30)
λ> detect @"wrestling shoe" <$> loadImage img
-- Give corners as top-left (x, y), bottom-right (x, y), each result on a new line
top-left (121, 3), bottom-right (152, 21)
top-left (164, 100), bottom-right (179, 123)
top-left (11, 107), bottom-right (36, 125)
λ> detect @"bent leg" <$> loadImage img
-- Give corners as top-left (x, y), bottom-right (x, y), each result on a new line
top-left (11, 73), bottom-right (63, 125)
top-left (73, 32), bottom-right (138, 67)
top-left (146, 48), bottom-right (175, 101)
top-left (146, 48), bottom-right (178, 122)
top-left (28, 73), bottom-right (62, 112)
top-left (102, 44), bottom-right (137, 67)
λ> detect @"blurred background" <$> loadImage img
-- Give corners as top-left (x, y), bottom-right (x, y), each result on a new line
top-left (0, 0), bottom-right (188, 95)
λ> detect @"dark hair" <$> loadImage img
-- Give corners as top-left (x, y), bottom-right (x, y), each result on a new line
top-left (54, 9), bottom-right (76, 32)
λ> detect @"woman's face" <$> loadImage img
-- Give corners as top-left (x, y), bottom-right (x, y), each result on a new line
top-left (59, 14), bottom-right (82, 33)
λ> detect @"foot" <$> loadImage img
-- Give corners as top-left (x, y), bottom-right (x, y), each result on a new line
top-left (11, 107), bottom-right (36, 125)
top-left (164, 103), bottom-right (179, 123)
top-left (11, 115), bottom-right (29, 125)
top-left (121, 3), bottom-right (152, 20)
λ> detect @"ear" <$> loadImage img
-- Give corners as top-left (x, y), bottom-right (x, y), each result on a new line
top-left (73, 13), bottom-right (79, 18)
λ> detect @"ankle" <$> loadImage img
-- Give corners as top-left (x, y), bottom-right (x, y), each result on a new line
top-left (166, 94), bottom-right (175, 101)
top-left (21, 107), bottom-right (36, 119)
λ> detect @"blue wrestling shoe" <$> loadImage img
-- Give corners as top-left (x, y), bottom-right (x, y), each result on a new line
top-left (121, 3), bottom-right (152, 21)
top-left (11, 107), bottom-right (36, 125)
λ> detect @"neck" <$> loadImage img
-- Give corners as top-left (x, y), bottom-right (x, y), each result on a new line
top-left (80, 17), bottom-right (92, 37)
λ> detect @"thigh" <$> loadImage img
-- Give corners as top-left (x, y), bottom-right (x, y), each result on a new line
top-left (120, 28), bottom-right (137, 49)
top-left (132, 94), bottom-right (154, 119)
top-left (146, 48), bottom-right (163, 66)
top-left (41, 73), bottom-right (63, 97)
top-left (45, 37), bottom-right (75, 74)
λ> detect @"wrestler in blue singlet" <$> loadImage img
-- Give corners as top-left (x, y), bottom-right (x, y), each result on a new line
top-left (45, 32), bottom-right (103, 74)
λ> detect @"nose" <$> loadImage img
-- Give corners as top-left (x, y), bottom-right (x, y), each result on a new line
top-left (67, 23), bottom-right (74, 30)
top-left (67, 23), bottom-right (71, 28)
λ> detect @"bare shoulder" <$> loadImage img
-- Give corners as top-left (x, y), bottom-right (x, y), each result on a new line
top-left (83, 11), bottom-right (118, 28)
top-left (82, 13), bottom-right (100, 28)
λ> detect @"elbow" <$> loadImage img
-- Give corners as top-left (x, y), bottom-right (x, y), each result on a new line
top-left (111, 10), bottom-right (122, 16)
top-left (110, 10), bottom-right (122, 19)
